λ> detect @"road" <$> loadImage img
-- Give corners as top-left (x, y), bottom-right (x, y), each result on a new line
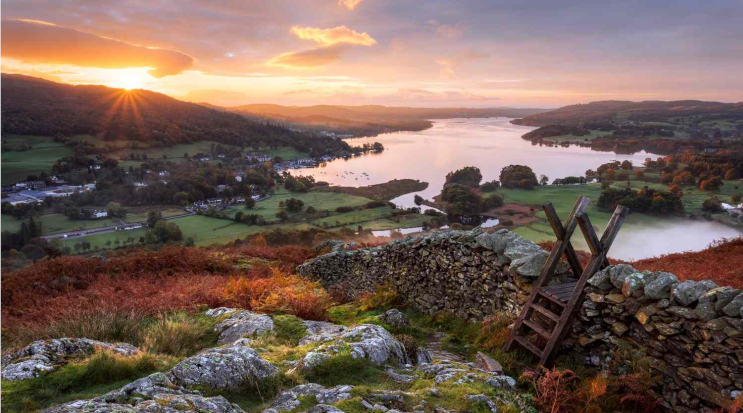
top-left (41, 212), bottom-right (196, 241)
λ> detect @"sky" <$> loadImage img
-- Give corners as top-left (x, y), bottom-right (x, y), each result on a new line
top-left (2, 0), bottom-right (742, 108)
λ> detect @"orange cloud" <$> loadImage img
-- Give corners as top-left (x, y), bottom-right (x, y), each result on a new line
top-left (268, 46), bottom-right (345, 68)
top-left (1, 20), bottom-right (193, 78)
top-left (290, 26), bottom-right (377, 46)
top-left (338, 0), bottom-right (367, 10)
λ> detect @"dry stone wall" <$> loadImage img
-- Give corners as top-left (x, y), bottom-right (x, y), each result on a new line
top-left (299, 228), bottom-right (743, 412)
top-left (299, 228), bottom-right (568, 321)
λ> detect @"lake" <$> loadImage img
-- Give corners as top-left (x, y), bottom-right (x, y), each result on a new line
top-left (294, 117), bottom-right (741, 259)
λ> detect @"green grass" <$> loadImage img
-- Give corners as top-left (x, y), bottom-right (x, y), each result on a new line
top-left (139, 312), bottom-right (218, 356)
top-left (259, 147), bottom-right (308, 160)
top-left (124, 207), bottom-right (186, 223)
top-left (225, 186), bottom-right (374, 224)
top-left (272, 315), bottom-right (308, 346)
top-left (540, 129), bottom-right (612, 143)
top-left (312, 207), bottom-right (394, 228)
top-left (0, 352), bottom-right (176, 413)
top-left (1, 137), bottom-right (74, 185)
top-left (1, 213), bottom-right (119, 236)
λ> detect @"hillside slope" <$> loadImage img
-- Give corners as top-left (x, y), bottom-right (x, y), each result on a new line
top-left (0, 74), bottom-right (340, 152)
top-left (512, 100), bottom-right (743, 127)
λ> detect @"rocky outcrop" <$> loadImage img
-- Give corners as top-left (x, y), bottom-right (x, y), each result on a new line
top-left (296, 324), bottom-right (410, 372)
top-left (207, 308), bottom-right (275, 345)
top-left (169, 345), bottom-right (279, 391)
top-left (265, 384), bottom-right (354, 413)
top-left (45, 372), bottom-right (245, 413)
top-left (1, 338), bottom-right (138, 381)
top-left (569, 265), bottom-right (743, 413)
top-left (298, 228), bottom-right (569, 321)
top-left (380, 309), bottom-right (409, 329)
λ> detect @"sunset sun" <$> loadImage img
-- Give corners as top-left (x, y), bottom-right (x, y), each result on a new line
top-left (103, 68), bottom-right (151, 90)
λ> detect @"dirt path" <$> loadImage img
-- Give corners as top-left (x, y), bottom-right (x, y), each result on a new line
top-left (424, 332), bottom-right (466, 362)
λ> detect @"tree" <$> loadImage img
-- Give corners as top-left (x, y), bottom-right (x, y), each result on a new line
top-left (245, 197), bottom-right (256, 209)
top-left (445, 166), bottom-right (482, 187)
top-left (634, 170), bottom-right (646, 181)
top-left (275, 210), bottom-right (290, 222)
top-left (147, 210), bottom-right (163, 228)
top-left (173, 192), bottom-right (189, 205)
top-left (234, 211), bottom-right (244, 222)
top-left (539, 175), bottom-right (549, 186)
top-left (306, 206), bottom-right (317, 213)
top-left (480, 180), bottom-right (500, 192)
top-left (414, 195), bottom-right (424, 205)
top-left (605, 169), bottom-right (616, 180)
top-left (620, 160), bottom-right (633, 170)
top-left (74, 243), bottom-right (82, 253)
top-left (499, 165), bottom-right (538, 189)
top-left (732, 194), bottom-right (742, 205)
top-left (441, 184), bottom-right (483, 215)
top-left (285, 198), bottom-right (305, 212)
top-left (669, 184), bottom-right (683, 196)
top-left (702, 197), bottom-right (724, 213)
top-left (725, 169), bottom-right (739, 180)
top-left (106, 202), bottom-right (126, 218)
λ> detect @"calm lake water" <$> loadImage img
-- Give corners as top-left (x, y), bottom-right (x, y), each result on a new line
top-left (294, 118), bottom-right (741, 259)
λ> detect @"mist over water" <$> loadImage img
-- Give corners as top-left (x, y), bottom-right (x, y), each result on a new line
top-left (605, 220), bottom-right (742, 261)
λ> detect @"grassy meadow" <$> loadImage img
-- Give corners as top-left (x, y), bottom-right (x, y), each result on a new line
top-left (1, 136), bottom-right (74, 185)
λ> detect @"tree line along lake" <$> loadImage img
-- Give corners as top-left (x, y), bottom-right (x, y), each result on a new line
top-left (293, 117), bottom-right (743, 260)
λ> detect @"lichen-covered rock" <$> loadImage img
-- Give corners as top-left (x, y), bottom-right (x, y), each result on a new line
top-left (380, 309), bottom-right (409, 329)
top-left (2, 338), bottom-right (138, 381)
top-left (643, 272), bottom-right (679, 299)
top-left (341, 325), bottom-right (409, 365)
top-left (44, 372), bottom-right (245, 413)
top-left (467, 394), bottom-right (498, 413)
top-left (266, 384), bottom-right (353, 412)
top-left (608, 264), bottom-right (639, 289)
top-left (622, 272), bottom-right (647, 297)
top-left (169, 346), bottom-right (278, 390)
top-left (299, 321), bottom-right (348, 346)
top-left (721, 293), bottom-right (743, 317)
top-left (416, 348), bottom-right (433, 365)
top-left (209, 309), bottom-right (275, 345)
top-left (672, 280), bottom-right (717, 306)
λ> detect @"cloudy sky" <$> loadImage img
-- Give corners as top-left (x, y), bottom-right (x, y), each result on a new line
top-left (2, 0), bottom-right (742, 108)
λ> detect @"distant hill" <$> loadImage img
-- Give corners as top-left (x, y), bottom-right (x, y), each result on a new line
top-left (221, 103), bottom-right (547, 121)
top-left (512, 100), bottom-right (743, 127)
top-left (0, 74), bottom-right (343, 153)
top-left (203, 103), bottom-right (549, 137)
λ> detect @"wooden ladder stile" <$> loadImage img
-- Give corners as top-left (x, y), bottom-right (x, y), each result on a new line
top-left (503, 197), bottom-right (628, 368)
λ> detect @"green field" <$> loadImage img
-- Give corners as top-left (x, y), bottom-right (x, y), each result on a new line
top-left (1, 136), bottom-right (74, 185)
top-left (224, 186), bottom-right (373, 224)
top-left (2, 213), bottom-right (118, 235)
top-left (68, 136), bottom-right (309, 162)
top-left (124, 207), bottom-right (186, 223)
top-left (542, 130), bottom-right (613, 143)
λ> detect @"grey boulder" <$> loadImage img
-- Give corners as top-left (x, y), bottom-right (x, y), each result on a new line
top-left (169, 346), bottom-right (278, 391)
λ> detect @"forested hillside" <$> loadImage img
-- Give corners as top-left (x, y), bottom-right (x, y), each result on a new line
top-left (0, 74), bottom-right (345, 154)
top-left (512, 100), bottom-right (743, 127)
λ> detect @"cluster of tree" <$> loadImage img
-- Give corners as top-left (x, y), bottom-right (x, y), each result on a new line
top-left (499, 165), bottom-right (539, 189)
top-left (480, 180), bottom-right (501, 192)
top-left (552, 176), bottom-right (587, 185)
top-left (597, 186), bottom-right (684, 216)
top-left (521, 125), bottom-right (590, 142)
top-left (701, 197), bottom-right (725, 213)
top-left (143, 210), bottom-right (184, 244)
top-left (445, 166), bottom-right (483, 187)
top-left (1, 202), bottom-right (43, 220)
top-left (234, 212), bottom-right (267, 225)
top-left (284, 174), bottom-right (316, 192)
top-left (441, 184), bottom-right (504, 215)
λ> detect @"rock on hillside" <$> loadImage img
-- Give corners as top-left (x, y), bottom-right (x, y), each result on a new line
top-left (2, 338), bottom-right (138, 381)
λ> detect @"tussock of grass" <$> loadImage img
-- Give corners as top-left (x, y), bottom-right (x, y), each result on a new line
top-left (302, 348), bottom-right (390, 387)
top-left (272, 315), bottom-right (308, 346)
top-left (140, 312), bottom-right (218, 357)
top-left (4, 309), bottom-right (147, 352)
top-left (1, 351), bottom-right (176, 413)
